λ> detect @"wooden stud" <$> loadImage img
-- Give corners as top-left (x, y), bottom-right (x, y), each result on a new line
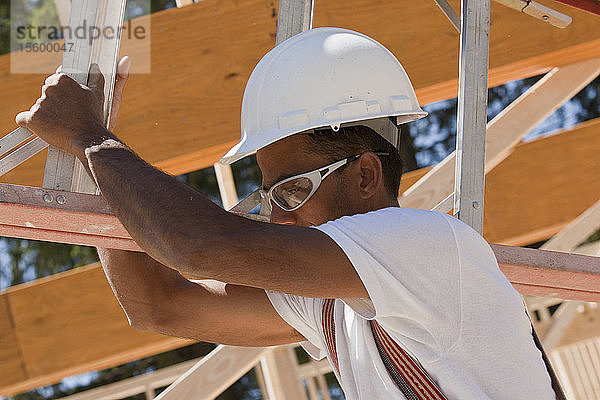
top-left (543, 198), bottom-right (600, 253)
top-left (213, 162), bottom-right (238, 210)
top-left (59, 358), bottom-right (202, 400)
top-left (0, 264), bottom-right (191, 396)
top-left (260, 346), bottom-right (307, 400)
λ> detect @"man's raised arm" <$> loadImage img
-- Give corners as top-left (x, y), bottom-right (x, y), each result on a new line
top-left (15, 63), bottom-right (368, 299)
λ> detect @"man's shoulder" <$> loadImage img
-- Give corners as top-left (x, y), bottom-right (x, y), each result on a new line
top-left (327, 206), bottom-right (446, 223)
top-left (316, 206), bottom-right (452, 234)
top-left (312, 207), bottom-right (460, 257)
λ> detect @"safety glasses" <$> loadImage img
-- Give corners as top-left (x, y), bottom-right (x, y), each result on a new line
top-left (259, 152), bottom-right (389, 212)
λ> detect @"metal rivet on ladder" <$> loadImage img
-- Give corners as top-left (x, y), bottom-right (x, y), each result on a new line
top-left (43, 194), bottom-right (53, 203)
top-left (56, 195), bottom-right (66, 205)
top-left (472, 201), bottom-right (480, 209)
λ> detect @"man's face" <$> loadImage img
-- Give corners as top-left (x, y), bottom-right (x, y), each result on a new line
top-left (256, 135), bottom-right (356, 227)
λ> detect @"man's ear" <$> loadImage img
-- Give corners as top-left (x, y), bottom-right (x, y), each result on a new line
top-left (356, 152), bottom-right (384, 200)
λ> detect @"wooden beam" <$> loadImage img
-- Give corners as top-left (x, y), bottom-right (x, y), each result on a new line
top-left (175, 0), bottom-right (194, 7)
top-left (260, 346), bottom-right (306, 400)
top-left (214, 163), bottom-right (238, 210)
top-left (154, 346), bottom-right (269, 400)
top-left (0, 264), bottom-right (192, 397)
top-left (540, 302), bottom-right (580, 349)
top-left (532, 196), bottom-right (600, 349)
top-left (2, 0), bottom-right (600, 186)
top-left (557, 305), bottom-right (600, 348)
top-left (544, 198), bottom-right (600, 252)
top-left (53, 0), bottom-right (70, 27)
top-left (61, 357), bottom-right (203, 400)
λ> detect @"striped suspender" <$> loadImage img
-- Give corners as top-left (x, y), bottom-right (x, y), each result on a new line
top-left (322, 299), bottom-right (448, 400)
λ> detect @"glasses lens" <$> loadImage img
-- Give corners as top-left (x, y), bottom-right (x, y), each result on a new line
top-left (272, 177), bottom-right (313, 210)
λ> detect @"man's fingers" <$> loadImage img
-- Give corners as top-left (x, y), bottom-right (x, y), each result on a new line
top-left (44, 73), bottom-right (59, 86)
top-left (109, 56), bottom-right (131, 130)
top-left (15, 110), bottom-right (32, 128)
top-left (113, 57), bottom-right (131, 99)
top-left (117, 56), bottom-right (131, 80)
top-left (113, 57), bottom-right (131, 98)
top-left (88, 63), bottom-right (106, 95)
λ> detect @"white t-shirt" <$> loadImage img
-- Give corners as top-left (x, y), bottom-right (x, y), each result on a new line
top-left (266, 207), bottom-right (555, 400)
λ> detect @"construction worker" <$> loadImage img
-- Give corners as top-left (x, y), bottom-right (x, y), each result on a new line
top-left (17, 28), bottom-right (556, 399)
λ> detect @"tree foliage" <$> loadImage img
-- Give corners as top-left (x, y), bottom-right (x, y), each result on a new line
top-left (0, 239), bottom-right (98, 289)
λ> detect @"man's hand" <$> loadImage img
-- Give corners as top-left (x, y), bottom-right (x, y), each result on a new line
top-left (15, 56), bottom-right (131, 159)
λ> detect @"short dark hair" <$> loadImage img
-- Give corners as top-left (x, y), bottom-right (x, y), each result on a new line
top-left (301, 125), bottom-right (403, 197)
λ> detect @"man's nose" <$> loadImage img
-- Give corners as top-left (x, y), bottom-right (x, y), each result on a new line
top-left (269, 204), bottom-right (297, 225)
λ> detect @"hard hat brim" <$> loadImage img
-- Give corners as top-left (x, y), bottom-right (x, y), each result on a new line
top-left (218, 111), bottom-right (427, 165)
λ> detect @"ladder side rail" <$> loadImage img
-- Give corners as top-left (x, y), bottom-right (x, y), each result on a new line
top-left (453, 0), bottom-right (490, 233)
top-left (0, 138), bottom-right (48, 177)
top-left (43, 0), bottom-right (125, 194)
top-left (275, 0), bottom-right (314, 45)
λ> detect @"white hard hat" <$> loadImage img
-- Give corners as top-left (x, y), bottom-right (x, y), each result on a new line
top-left (220, 27), bottom-right (427, 165)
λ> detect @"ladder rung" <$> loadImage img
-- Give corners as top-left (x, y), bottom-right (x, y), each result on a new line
top-left (0, 127), bottom-right (35, 158)
top-left (0, 137), bottom-right (48, 177)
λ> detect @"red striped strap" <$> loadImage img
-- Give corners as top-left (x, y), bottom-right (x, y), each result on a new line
top-left (321, 298), bottom-right (340, 375)
top-left (321, 299), bottom-right (447, 400)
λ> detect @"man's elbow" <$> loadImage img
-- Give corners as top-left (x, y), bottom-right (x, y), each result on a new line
top-left (116, 295), bottom-right (169, 334)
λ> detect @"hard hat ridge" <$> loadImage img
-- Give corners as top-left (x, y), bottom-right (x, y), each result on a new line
top-left (220, 27), bottom-right (427, 164)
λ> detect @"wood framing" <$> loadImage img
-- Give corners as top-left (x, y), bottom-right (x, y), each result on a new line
top-left (213, 163), bottom-right (238, 210)
top-left (154, 346), bottom-right (269, 400)
top-left (2, 0), bottom-right (600, 395)
top-left (2, 0), bottom-right (600, 187)
top-left (544, 198), bottom-right (600, 252)
top-left (453, 0), bottom-right (490, 233)
top-left (400, 58), bottom-right (600, 211)
top-left (398, 118), bottom-right (600, 246)
top-left (259, 346), bottom-right (306, 400)
top-left (53, 0), bottom-right (71, 26)
top-left (0, 265), bottom-right (192, 396)
top-left (557, 305), bottom-right (600, 348)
